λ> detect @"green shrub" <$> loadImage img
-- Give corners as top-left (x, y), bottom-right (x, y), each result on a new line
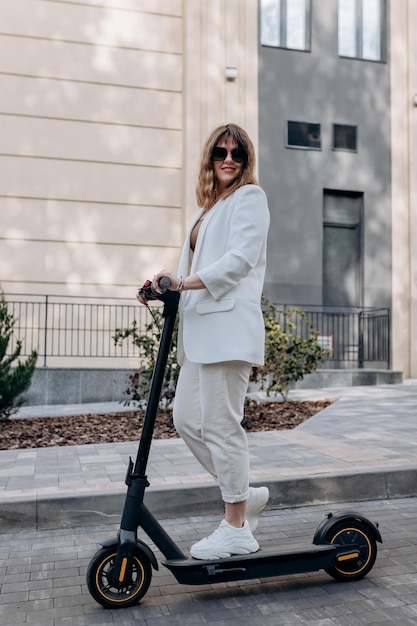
top-left (113, 308), bottom-right (179, 409)
top-left (251, 297), bottom-right (331, 402)
top-left (0, 290), bottom-right (38, 420)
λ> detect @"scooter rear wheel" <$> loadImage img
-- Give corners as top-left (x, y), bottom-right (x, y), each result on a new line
top-left (86, 545), bottom-right (152, 608)
top-left (325, 520), bottom-right (377, 582)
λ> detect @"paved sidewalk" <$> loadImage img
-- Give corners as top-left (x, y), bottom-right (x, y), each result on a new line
top-left (1, 380), bottom-right (417, 531)
top-left (1, 498), bottom-right (417, 625)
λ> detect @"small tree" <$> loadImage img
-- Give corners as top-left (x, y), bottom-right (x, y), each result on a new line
top-left (113, 307), bottom-right (179, 409)
top-left (251, 297), bottom-right (331, 403)
top-left (0, 290), bottom-right (38, 420)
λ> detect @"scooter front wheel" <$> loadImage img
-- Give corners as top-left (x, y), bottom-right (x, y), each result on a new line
top-left (325, 520), bottom-right (377, 582)
top-left (86, 545), bottom-right (152, 608)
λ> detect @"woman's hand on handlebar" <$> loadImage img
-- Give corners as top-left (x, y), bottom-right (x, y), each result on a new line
top-left (136, 288), bottom-right (148, 305)
top-left (136, 271), bottom-right (179, 305)
top-left (152, 271), bottom-right (181, 292)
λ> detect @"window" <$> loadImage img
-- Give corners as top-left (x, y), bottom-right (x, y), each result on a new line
top-left (332, 124), bottom-right (358, 151)
top-left (260, 0), bottom-right (311, 51)
top-left (323, 191), bottom-right (363, 307)
top-left (338, 0), bottom-right (386, 61)
top-left (286, 121), bottom-right (321, 149)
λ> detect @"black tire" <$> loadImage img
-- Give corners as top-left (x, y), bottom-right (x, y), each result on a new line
top-left (86, 546), bottom-right (152, 609)
top-left (325, 520), bottom-right (377, 582)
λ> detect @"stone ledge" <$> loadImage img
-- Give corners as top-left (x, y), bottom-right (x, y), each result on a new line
top-left (24, 367), bottom-right (403, 407)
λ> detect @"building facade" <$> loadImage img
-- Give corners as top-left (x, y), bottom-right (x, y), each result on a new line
top-left (259, 0), bottom-right (391, 311)
top-left (0, 0), bottom-right (416, 377)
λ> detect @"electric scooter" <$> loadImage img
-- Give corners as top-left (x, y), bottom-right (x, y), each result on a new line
top-left (86, 279), bottom-right (382, 609)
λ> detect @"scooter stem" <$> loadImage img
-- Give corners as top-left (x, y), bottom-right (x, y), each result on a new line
top-left (134, 290), bottom-right (179, 477)
top-left (110, 290), bottom-right (182, 582)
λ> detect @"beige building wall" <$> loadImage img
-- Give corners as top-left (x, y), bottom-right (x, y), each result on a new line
top-left (390, 0), bottom-right (417, 377)
top-left (1, 0), bottom-right (184, 300)
top-left (182, 0), bottom-right (259, 228)
top-left (0, 0), bottom-right (259, 302)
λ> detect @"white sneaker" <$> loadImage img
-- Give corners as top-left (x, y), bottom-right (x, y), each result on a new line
top-left (190, 520), bottom-right (259, 560)
top-left (246, 486), bottom-right (269, 532)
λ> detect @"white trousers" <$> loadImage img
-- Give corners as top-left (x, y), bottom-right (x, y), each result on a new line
top-left (173, 357), bottom-right (252, 504)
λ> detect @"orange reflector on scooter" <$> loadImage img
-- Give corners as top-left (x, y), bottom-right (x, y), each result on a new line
top-left (337, 552), bottom-right (360, 562)
top-left (119, 557), bottom-right (128, 582)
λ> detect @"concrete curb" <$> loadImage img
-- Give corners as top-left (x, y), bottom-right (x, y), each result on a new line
top-left (1, 465), bottom-right (416, 532)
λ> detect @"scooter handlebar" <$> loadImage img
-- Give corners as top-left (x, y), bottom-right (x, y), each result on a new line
top-left (157, 276), bottom-right (171, 291)
top-left (138, 277), bottom-right (171, 301)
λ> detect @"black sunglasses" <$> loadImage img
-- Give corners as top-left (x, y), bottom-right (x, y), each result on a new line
top-left (211, 146), bottom-right (248, 164)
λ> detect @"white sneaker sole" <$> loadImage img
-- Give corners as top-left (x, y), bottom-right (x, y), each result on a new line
top-left (190, 539), bottom-right (259, 560)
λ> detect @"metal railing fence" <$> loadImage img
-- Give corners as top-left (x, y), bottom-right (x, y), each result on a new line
top-left (5, 294), bottom-right (148, 366)
top-left (276, 305), bottom-right (390, 369)
top-left (5, 294), bottom-right (390, 369)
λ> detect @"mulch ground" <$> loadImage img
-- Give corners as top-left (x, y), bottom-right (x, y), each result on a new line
top-left (0, 399), bottom-right (333, 450)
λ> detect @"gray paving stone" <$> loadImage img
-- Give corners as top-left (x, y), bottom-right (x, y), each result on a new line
top-left (0, 614), bottom-right (28, 626)
top-left (0, 498), bottom-right (416, 625)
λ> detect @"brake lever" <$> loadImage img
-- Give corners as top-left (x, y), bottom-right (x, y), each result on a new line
top-left (138, 277), bottom-right (171, 302)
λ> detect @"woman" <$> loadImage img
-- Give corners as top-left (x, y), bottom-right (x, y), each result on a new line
top-left (144, 123), bottom-right (270, 560)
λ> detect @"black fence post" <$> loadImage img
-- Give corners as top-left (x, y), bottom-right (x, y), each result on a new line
top-left (358, 310), bottom-right (364, 368)
top-left (387, 308), bottom-right (391, 369)
top-left (43, 295), bottom-right (49, 367)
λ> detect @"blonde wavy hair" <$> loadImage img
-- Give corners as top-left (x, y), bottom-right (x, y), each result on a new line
top-left (195, 123), bottom-right (258, 210)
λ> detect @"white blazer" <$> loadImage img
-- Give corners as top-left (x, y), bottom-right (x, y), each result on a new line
top-left (177, 184), bottom-right (270, 366)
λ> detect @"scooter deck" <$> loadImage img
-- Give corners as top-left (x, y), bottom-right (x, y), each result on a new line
top-left (163, 543), bottom-right (342, 585)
